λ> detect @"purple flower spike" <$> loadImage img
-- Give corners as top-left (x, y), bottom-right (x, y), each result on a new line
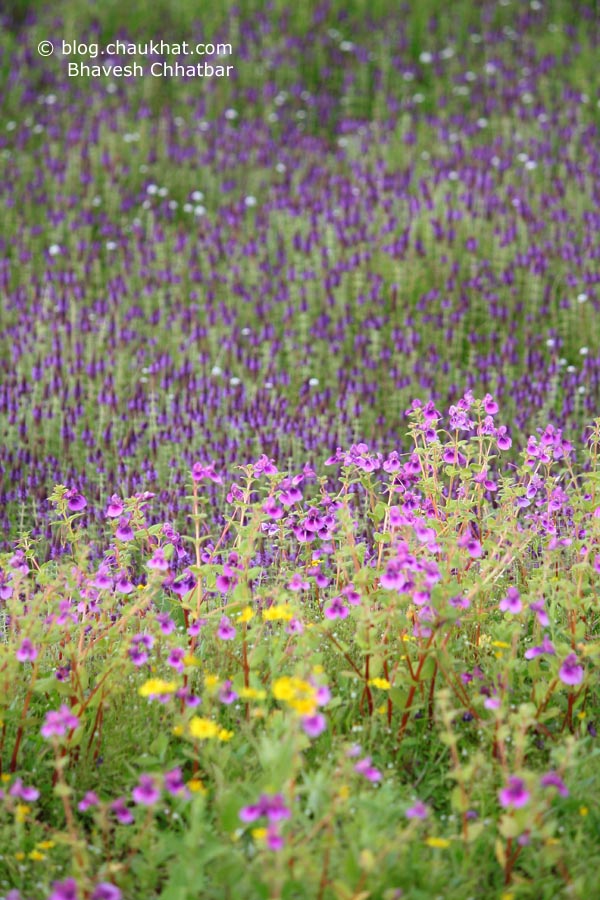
top-left (499, 776), bottom-right (530, 809)
top-left (559, 654), bottom-right (584, 686)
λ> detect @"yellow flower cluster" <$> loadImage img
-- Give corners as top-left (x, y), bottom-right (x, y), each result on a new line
top-left (272, 676), bottom-right (317, 715)
top-left (138, 678), bottom-right (177, 698)
top-left (262, 604), bottom-right (293, 621)
top-left (368, 677), bottom-right (391, 690)
top-left (189, 717), bottom-right (233, 742)
top-left (239, 686), bottom-right (267, 700)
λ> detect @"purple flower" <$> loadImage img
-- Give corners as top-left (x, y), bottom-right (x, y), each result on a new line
top-left (287, 572), bottom-right (310, 591)
top-left (457, 533), bottom-right (483, 558)
top-left (78, 790), bottom-right (100, 811)
top-left (524, 634), bottom-right (556, 659)
top-left (41, 704), bottom-right (80, 739)
top-left (91, 885), bottom-right (122, 900)
top-left (499, 587), bottom-right (522, 614)
top-left (167, 647), bottom-right (186, 673)
top-left (191, 461), bottom-right (223, 484)
top-left (219, 679), bottom-right (238, 704)
top-left (498, 776), bottom-right (530, 809)
top-left (16, 637), bottom-right (39, 662)
top-left (9, 778), bottom-right (40, 801)
top-left (266, 824), bottom-right (284, 851)
top-left (49, 878), bottom-right (78, 900)
top-left (240, 793), bottom-right (291, 824)
top-left (163, 767), bottom-right (190, 797)
top-left (147, 548), bottom-right (169, 571)
top-left (529, 599), bottom-right (550, 626)
top-left (115, 572), bottom-right (134, 594)
top-left (217, 615), bottom-right (236, 641)
top-left (132, 774), bottom-right (160, 806)
top-left (324, 596), bottom-right (349, 620)
top-left (301, 713), bottom-right (327, 738)
top-left (115, 517), bottom-right (135, 541)
top-left (105, 494), bottom-right (124, 518)
top-left (354, 757), bottom-right (382, 782)
top-left (559, 654), bottom-right (584, 686)
top-left (405, 800), bottom-right (429, 820)
top-left (156, 612), bottom-right (176, 635)
top-left (111, 796), bottom-right (134, 825)
top-left (540, 771), bottom-right (569, 797)
top-left (0, 569), bottom-right (13, 600)
top-left (64, 488), bottom-right (87, 512)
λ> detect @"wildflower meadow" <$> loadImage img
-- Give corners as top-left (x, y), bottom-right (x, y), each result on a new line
top-left (1, 1), bottom-right (600, 898)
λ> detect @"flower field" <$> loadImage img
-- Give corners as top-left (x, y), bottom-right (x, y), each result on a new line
top-left (1, 1), bottom-right (600, 898)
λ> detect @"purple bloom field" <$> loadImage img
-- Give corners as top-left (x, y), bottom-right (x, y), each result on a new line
top-left (1, 2), bottom-right (599, 898)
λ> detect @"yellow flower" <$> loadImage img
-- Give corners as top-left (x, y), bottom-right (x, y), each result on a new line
top-left (262, 604), bottom-right (293, 621)
top-left (492, 641), bottom-right (510, 649)
top-left (377, 704), bottom-right (387, 715)
top-left (204, 674), bottom-right (220, 689)
top-left (0, 773), bottom-right (10, 783)
top-left (36, 840), bottom-right (55, 850)
top-left (369, 677), bottom-right (391, 690)
top-left (577, 711), bottom-right (587, 720)
top-left (137, 584), bottom-right (145, 591)
top-left (425, 837), bottom-right (451, 849)
top-left (239, 687), bottom-right (266, 700)
top-left (239, 606), bottom-right (254, 623)
top-left (138, 678), bottom-right (177, 698)
top-left (14, 851), bottom-right (25, 861)
top-left (580, 806), bottom-right (589, 816)
top-left (15, 803), bottom-right (30, 823)
top-left (183, 654), bottom-right (199, 667)
top-left (189, 717), bottom-right (219, 740)
top-left (500, 893), bottom-right (515, 900)
top-left (28, 849), bottom-right (46, 861)
top-left (337, 785), bottom-right (350, 800)
top-left (187, 778), bottom-right (207, 794)
top-left (272, 676), bottom-right (296, 702)
top-left (172, 725), bottom-right (184, 737)
top-left (218, 728), bottom-right (234, 742)
top-left (273, 676), bottom-right (317, 714)
top-left (252, 827), bottom-right (267, 840)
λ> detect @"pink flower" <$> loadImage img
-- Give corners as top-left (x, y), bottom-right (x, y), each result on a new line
top-left (132, 774), bottom-right (160, 806)
top-left (354, 757), bottom-right (382, 782)
top-left (16, 638), bottom-right (38, 663)
top-left (405, 800), bottom-right (429, 820)
top-left (540, 771), bottom-right (569, 797)
top-left (499, 776), bottom-right (530, 809)
top-left (217, 615), bottom-right (236, 641)
top-left (41, 704), bottom-right (80, 740)
top-left (301, 713), bottom-right (327, 738)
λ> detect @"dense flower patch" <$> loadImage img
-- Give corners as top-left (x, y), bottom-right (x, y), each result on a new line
top-left (1, 1), bottom-right (600, 548)
top-left (1, 395), bottom-right (599, 897)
